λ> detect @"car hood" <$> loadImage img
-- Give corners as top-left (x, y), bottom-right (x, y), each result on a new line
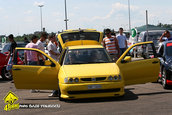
top-left (62, 63), bottom-right (120, 77)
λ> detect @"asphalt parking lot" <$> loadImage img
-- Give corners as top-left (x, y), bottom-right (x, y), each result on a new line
top-left (1, 76), bottom-right (172, 115)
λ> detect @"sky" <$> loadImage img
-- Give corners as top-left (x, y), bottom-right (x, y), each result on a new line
top-left (0, 0), bottom-right (172, 36)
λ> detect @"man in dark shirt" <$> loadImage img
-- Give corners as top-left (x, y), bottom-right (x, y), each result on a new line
top-left (6, 34), bottom-right (17, 60)
top-left (6, 34), bottom-right (17, 82)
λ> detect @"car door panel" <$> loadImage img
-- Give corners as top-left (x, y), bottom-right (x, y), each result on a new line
top-left (13, 48), bottom-right (60, 90)
top-left (116, 41), bottom-right (160, 86)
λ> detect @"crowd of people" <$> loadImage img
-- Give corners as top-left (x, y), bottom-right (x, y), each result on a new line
top-left (102, 28), bottom-right (128, 61)
top-left (5, 28), bottom-right (172, 97)
top-left (6, 32), bottom-right (60, 97)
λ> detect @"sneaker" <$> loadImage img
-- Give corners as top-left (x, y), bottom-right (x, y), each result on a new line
top-left (48, 93), bottom-right (58, 97)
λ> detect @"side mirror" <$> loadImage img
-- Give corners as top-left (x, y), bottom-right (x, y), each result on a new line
top-left (44, 60), bottom-right (52, 66)
top-left (121, 56), bottom-right (131, 63)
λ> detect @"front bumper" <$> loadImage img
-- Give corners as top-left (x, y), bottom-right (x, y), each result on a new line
top-left (59, 81), bottom-right (125, 99)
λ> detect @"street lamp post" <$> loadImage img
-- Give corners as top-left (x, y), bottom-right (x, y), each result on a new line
top-left (64, 0), bottom-right (69, 30)
top-left (128, 0), bottom-right (131, 33)
top-left (38, 4), bottom-right (44, 32)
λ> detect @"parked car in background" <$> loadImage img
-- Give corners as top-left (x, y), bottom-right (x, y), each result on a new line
top-left (0, 44), bottom-right (2, 52)
top-left (157, 41), bottom-right (172, 89)
top-left (0, 53), bottom-right (11, 80)
top-left (0, 42), bottom-right (26, 80)
top-left (138, 30), bottom-right (172, 50)
top-left (2, 42), bottom-right (27, 54)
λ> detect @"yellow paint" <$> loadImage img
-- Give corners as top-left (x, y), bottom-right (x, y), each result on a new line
top-left (57, 29), bottom-right (103, 49)
top-left (3, 91), bottom-right (19, 111)
top-left (13, 41), bottom-right (160, 99)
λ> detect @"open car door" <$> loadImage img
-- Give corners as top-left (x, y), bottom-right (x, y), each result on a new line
top-left (116, 41), bottom-right (160, 86)
top-left (12, 48), bottom-right (60, 90)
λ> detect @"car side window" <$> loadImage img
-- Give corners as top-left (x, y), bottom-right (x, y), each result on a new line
top-left (125, 43), bottom-right (156, 62)
top-left (13, 49), bottom-right (55, 66)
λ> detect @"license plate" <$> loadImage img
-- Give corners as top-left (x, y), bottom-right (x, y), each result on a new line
top-left (88, 85), bottom-right (102, 89)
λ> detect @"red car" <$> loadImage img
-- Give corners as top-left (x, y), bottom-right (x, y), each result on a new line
top-left (0, 52), bottom-right (23, 80)
top-left (0, 52), bottom-right (11, 80)
top-left (1, 43), bottom-right (26, 80)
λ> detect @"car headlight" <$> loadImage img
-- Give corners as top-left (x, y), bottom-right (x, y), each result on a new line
top-left (74, 78), bottom-right (79, 83)
top-left (64, 77), bottom-right (80, 83)
top-left (64, 77), bottom-right (68, 83)
top-left (108, 76), bottom-right (113, 81)
top-left (114, 75), bottom-right (118, 81)
top-left (69, 78), bottom-right (74, 83)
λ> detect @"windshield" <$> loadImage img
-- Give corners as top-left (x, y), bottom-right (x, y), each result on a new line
top-left (2, 43), bottom-right (27, 53)
top-left (2, 44), bottom-right (10, 53)
top-left (64, 48), bottom-right (112, 65)
top-left (61, 32), bottom-right (100, 43)
top-left (166, 43), bottom-right (172, 56)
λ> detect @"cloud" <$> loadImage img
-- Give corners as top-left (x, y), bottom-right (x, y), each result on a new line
top-left (0, 7), bottom-right (3, 12)
top-left (89, 2), bottom-right (139, 21)
top-left (52, 12), bottom-right (61, 17)
top-left (73, 7), bottom-right (80, 10)
top-left (24, 16), bottom-right (35, 22)
top-left (34, 1), bottom-right (45, 6)
top-left (24, 10), bottom-right (32, 14)
top-left (3, 15), bottom-right (9, 19)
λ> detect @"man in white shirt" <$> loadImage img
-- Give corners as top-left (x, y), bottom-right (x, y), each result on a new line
top-left (116, 28), bottom-right (128, 56)
top-left (36, 32), bottom-right (48, 65)
top-left (47, 34), bottom-right (60, 61)
top-left (47, 34), bottom-right (60, 97)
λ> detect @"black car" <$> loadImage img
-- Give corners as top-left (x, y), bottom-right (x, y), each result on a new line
top-left (157, 41), bottom-right (172, 89)
top-left (138, 30), bottom-right (172, 51)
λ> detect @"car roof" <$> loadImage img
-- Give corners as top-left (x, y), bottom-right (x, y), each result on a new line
top-left (68, 45), bottom-right (104, 50)
top-left (140, 30), bottom-right (172, 33)
top-left (62, 29), bottom-right (97, 33)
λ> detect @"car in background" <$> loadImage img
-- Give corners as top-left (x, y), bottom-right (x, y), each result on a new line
top-left (157, 41), bottom-right (172, 89)
top-left (2, 42), bottom-right (27, 54)
top-left (0, 44), bottom-right (2, 52)
top-left (0, 53), bottom-right (11, 80)
top-left (0, 42), bottom-right (26, 80)
top-left (138, 30), bottom-right (172, 50)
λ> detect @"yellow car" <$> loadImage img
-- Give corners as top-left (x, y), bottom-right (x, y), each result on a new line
top-left (57, 29), bottom-right (103, 51)
top-left (12, 41), bottom-right (160, 100)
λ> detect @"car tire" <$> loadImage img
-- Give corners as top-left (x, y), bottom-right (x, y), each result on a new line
top-left (1, 67), bottom-right (12, 81)
top-left (162, 68), bottom-right (170, 89)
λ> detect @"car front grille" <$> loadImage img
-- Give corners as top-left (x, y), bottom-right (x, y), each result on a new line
top-left (67, 88), bottom-right (121, 94)
top-left (81, 77), bottom-right (106, 81)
